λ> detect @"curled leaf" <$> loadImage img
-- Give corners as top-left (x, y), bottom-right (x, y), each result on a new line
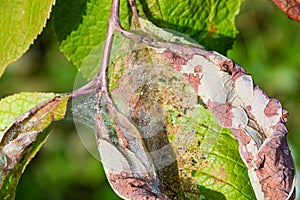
top-left (0, 94), bottom-right (69, 199)
top-left (95, 94), bottom-right (170, 199)
top-left (0, 92), bottom-right (55, 135)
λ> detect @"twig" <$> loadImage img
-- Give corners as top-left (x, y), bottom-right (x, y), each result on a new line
top-left (71, 78), bottom-right (97, 98)
top-left (128, 0), bottom-right (138, 18)
top-left (72, 0), bottom-right (122, 100)
top-left (96, 0), bottom-right (121, 93)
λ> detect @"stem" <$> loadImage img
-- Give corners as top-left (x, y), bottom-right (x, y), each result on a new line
top-left (71, 0), bottom-right (122, 100)
top-left (116, 26), bottom-right (207, 55)
top-left (71, 78), bottom-right (97, 98)
top-left (95, 0), bottom-right (126, 104)
top-left (97, 0), bottom-right (120, 88)
top-left (128, 0), bottom-right (138, 19)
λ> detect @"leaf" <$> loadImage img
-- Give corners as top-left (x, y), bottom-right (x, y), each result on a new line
top-left (136, 0), bottom-right (243, 53)
top-left (53, 0), bottom-right (131, 80)
top-left (98, 13), bottom-right (295, 198)
top-left (0, 92), bottom-right (55, 135)
top-left (0, 94), bottom-right (70, 199)
top-left (0, 0), bottom-right (55, 77)
top-left (52, 0), bottom-right (89, 43)
top-left (271, 0), bottom-right (300, 22)
top-left (139, 17), bottom-right (295, 199)
top-left (53, 0), bottom-right (243, 80)
top-left (95, 95), bottom-right (170, 199)
top-left (105, 41), bottom-right (256, 199)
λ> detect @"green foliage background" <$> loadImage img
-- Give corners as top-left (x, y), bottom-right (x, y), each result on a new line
top-left (0, 0), bottom-right (299, 199)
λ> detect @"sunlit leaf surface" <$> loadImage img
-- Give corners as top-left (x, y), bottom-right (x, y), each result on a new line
top-left (0, 0), bottom-right (55, 77)
top-left (53, 0), bottom-right (131, 80)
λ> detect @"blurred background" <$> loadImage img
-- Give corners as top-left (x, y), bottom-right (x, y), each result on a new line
top-left (0, 0), bottom-right (299, 199)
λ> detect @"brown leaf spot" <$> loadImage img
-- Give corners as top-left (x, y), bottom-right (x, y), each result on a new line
top-left (114, 123), bottom-right (129, 148)
top-left (281, 109), bottom-right (289, 123)
top-left (209, 26), bottom-right (217, 34)
top-left (221, 60), bottom-right (247, 81)
top-left (264, 99), bottom-right (280, 117)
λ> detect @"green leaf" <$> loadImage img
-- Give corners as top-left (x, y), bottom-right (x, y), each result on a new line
top-left (53, 0), bottom-right (242, 80)
top-left (53, 0), bottom-right (131, 80)
top-left (136, 0), bottom-right (243, 54)
top-left (52, 0), bottom-right (88, 43)
top-left (0, 0), bottom-right (55, 77)
top-left (181, 105), bottom-right (255, 199)
top-left (0, 94), bottom-right (69, 199)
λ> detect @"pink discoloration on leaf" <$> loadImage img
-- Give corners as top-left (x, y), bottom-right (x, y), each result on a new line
top-left (253, 123), bottom-right (295, 199)
top-left (246, 105), bottom-right (252, 111)
top-left (108, 173), bottom-right (170, 200)
top-left (232, 129), bottom-right (251, 146)
top-left (207, 102), bottom-right (234, 127)
top-left (182, 73), bottom-right (202, 93)
top-left (193, 65), bottom-right (202, 73)
top-left (264, 99), bottom-right (281, 118)
top-left (231, 129), bottom-right (255, 167)
top-left (163, 51), bottom-right (188, 72)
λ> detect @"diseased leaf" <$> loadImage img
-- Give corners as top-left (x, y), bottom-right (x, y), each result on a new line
top-left (0, 94), bottom-right (70, 199)
top-left (54, 0), bottom-right (243, 80)
top-left (95, 8), bottom-right (295, 197)
top-left (129, 17), bottom-right (295, 199)
top-left (95, 95), bottom-right (170, 199)
top-left (0, 92), bottom-right (55, 135)
top-left (0, 0), bottom-right (55, 77)
top-left (105, 38), bottom-right (256, 199)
